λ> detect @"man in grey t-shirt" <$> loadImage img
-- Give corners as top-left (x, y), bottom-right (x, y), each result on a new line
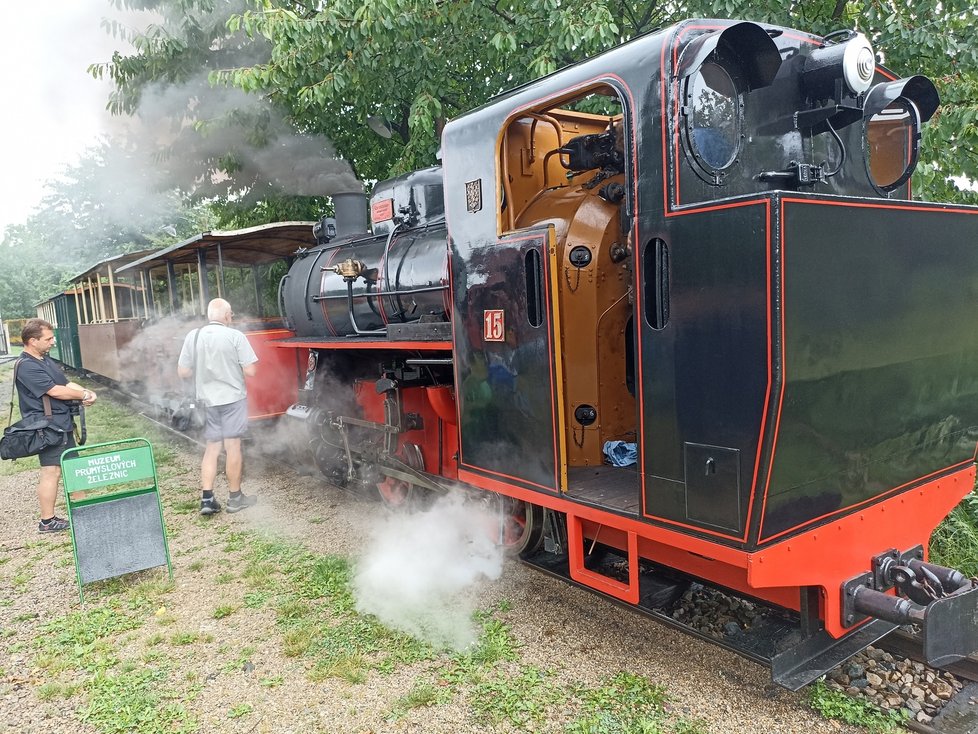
top-left (178, 298), bottom-right (259, 515)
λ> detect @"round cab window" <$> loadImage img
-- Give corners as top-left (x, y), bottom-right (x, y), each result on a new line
top-left (683, 61), bottom-right (742, 182)
top-left (865, 99), bottom-right (920, 192)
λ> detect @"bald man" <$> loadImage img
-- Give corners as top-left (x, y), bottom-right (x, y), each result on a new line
top-left (178, 299), bottom-right (258, 515)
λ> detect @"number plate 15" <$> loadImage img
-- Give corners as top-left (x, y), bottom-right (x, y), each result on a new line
top-left (483, 309), bottom-right (504, 342)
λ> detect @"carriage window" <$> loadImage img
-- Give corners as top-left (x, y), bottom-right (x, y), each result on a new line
top-left (866, 99), bottom-right (919, 192)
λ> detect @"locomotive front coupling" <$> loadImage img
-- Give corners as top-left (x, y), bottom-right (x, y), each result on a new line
top-left (842, 548), bottom-right (978, 667)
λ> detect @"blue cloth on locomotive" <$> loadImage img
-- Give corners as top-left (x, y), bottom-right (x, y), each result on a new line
top-left (603, 440), bottom-right (637, 467)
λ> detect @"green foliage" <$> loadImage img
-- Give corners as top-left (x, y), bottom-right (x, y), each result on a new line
top-left (808, 680), bottom-right (906, 732)
top-left (470, 665), bottom-right (564, 729)
top-left (393, 680), bottom-right (446, 713)
top-left (218, 0), bottom-right (664, 181)
top-left (930, 491), bottom-right (978, 576)
top-left (212, 603), bottom-right (237, 619)
top-left (91, 0), bottom-right (342, 227)
top-left (0, 143), bottom-right (211, 318)
top-left (227, 702), bottom-right (254, 718)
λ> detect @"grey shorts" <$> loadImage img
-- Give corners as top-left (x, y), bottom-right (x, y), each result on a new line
top-left (203, 399), bottom-right (249, 442)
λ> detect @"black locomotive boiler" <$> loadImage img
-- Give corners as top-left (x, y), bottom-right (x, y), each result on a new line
top-left (276, 19), bottom-right (978, 688)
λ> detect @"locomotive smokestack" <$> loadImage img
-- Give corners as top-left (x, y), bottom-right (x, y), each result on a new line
top-left (333, 192), bottom-right (371, 238)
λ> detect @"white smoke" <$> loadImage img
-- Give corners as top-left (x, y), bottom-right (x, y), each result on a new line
top-left (353, 493), bottom-right (504, 649)
top-left (125, 71), bottom-right (363, 198)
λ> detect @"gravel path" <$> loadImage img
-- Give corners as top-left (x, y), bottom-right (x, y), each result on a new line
top-left (0, 434), bottom-right (866, 734)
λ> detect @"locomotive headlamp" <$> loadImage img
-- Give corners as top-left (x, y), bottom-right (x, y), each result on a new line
top-left (862, 75), bottom-right (939, 193)
top-left (802, 31), bottom-right (875, 100)
top-left (313, 216), bottom-right (337, 244)
top-left (676, 21), bottom-right (782, 89)
top-left (863, 75), bottom-right (939, 123)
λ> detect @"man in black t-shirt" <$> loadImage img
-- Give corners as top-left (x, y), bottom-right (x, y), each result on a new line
top-left (16, 319), bottom-right (97, 533)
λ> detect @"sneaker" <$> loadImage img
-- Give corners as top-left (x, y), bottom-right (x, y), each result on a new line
top-left (38, 516), bottom-right (69, 533)
top-left (226, 492), bottom-right (257, 514)
top-left (199, 496), bottom-right (222, 516)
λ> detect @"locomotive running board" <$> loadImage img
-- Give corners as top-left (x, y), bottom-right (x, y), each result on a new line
top-left (520, 544), bottom-right (897, 690)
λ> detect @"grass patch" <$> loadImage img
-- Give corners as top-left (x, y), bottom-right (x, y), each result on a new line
top-left (31, 592), bottom-right (199, 734)
top-left (566, 671), bottom-right (671, 734)
top-left (931, 496), bottom-right (978, 576)
top-left (82, 666), bottom-right (197, 734)
top-left (397, 680), bottom-right (445, 710)
top-left (221, 645), bottom-right (256, 673)
top-left (171, 499), bottom-right (202, 515)
top-left (227, 702), bottom-right (254, 719)
top-left (470, 665), bottom-right (564, 729)
top-left (169, 631), bottom-right (203, 646)
top-left (36, 680), bottom-right (83, 700)
top-left (243, 589), bottom-right (272, 608)
top-left (309, 653), bottom-right (368, 684)
top-left (808, 681), bottom-right (906, 733)
top-left (212, 604), bottom-right (236, 619)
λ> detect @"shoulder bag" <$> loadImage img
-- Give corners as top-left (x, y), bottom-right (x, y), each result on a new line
top-left (0, 359), bottom-right (69, 461)
top-left (172, 326), bottom-right (206, 431)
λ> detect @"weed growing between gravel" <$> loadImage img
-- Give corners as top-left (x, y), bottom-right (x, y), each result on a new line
top-left (808, 680), bottom-right (907, 733)
top-left (396, 610), bottom-right (708, 733)
top-left (239, 535), bottom-right (437, 681)
top-left (32, 580), bottom-right (199, 734)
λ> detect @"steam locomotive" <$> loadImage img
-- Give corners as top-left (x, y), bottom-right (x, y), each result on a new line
top-left (276, 19), bottom-right (978, 688)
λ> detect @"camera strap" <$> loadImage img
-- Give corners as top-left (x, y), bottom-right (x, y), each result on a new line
top-left (76, 405), bottom-right (87, 445)
top-left (192, 326), bottom-right (204, 403)
top-left (5, 359), bottom-right (16, 427)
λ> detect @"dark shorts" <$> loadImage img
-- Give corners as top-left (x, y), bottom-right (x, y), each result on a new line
top-left (203, 399), bottom-right (249, 442)
top-left (39, 431), bottom-right (76, 468)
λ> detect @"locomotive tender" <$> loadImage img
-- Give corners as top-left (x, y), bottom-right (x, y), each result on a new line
top-left (278, 19), bottom-right (978, 687)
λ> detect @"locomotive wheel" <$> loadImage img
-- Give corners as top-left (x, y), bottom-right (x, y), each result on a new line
top-left (497, 497), bottom-right (544, 557)
top-left (313, 441), bottom-right (348, 487)
top-left (376, 443), bottom-right (427, 508)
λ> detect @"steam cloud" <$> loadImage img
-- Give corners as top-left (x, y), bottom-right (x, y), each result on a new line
top-left (353, 494), bottom-right (504, 649)
top-left (127, 72), bottom-right (362, 198)
top-left (110, 0), bottom-right (363, 201)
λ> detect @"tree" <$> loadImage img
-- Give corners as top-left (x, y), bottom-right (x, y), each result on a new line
top-left (96, 0), bottom-right (977, 207)
top-left (220, 0), bottom-right (665, 180)
top-left (0, 143), bottom-right (209, 318)
top-left (91, 0), bottom-right (350, 227)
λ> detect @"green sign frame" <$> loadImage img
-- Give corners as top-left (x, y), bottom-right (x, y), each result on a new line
top-left (61, 437), bottom-right (173, 602)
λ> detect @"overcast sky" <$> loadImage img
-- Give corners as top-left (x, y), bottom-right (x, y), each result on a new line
top-left (0, 2), bottom-right (135, 237)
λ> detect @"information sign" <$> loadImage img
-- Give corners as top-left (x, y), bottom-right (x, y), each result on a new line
top-left (61, 438), bottom-right (172, 601)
